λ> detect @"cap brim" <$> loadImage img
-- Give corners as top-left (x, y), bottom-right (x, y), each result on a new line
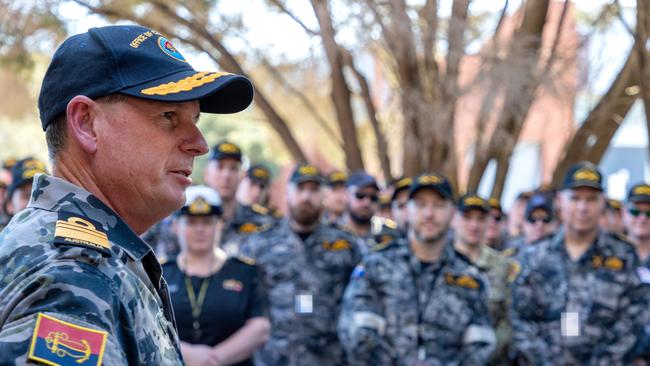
top-left (629, 196), bottom-right (650, 204)
top-left (409, 185), bottom-right (452, 200)
top-left (459, 205), bottom-right (489, 214)
top-left (293, 177), bottom-right (324, 185)
top-left (564, 182), bottom-right (603, 191)
top-left (120, 70), bottom-right (254, 114)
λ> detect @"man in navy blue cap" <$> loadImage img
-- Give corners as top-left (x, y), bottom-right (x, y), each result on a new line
top-left (0, 25), bottom-right (253, 365)
top-left (511, 162), bottom-right (647, 364)
top-left (342, 171), bottom-right (380, 238)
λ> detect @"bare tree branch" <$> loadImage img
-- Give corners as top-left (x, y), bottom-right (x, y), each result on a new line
top-left (267, 0), bottom-right (320, 36)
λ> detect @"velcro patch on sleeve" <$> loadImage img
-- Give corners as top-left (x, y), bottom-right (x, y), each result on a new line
top-left (28, 313), bottom-right (108, 366)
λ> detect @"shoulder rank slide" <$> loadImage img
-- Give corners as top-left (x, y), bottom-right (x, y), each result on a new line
top-left (28, 313), bottom-right (108, 366)
top-left (53, 212), bottom-right (111, 256)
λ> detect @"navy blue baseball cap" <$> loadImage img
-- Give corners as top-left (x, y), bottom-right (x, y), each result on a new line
top-left (458, 193), bottom-right (489, 213)
top-left (290, 163), bottom-right (324, 184)
top-left (562, 161), bottom-right (603, 191)
top-left (38, 25), bottom-right (254, 130)
top-left (409, 173), bottom-right (454, 201)
top-left (346, 171), bottom-right (379, 190)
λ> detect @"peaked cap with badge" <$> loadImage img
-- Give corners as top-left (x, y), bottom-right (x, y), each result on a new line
top-left (0, 25), bottom-right (255, 365)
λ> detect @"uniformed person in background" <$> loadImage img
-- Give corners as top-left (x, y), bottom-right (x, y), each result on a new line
top-left (503, 193), bottom-right (558, 258)
top-left (624, 184), bottom-right (650, 264)
top-left (164, 185), bottom-right (269, 366)
top-left (241, 163), bottom-right (362, 366)
top-left (507, 191), bottom-right (532, 241)
top-left (237, 163), bottom-right (273, 208)
top-left (452, 193), bottom-right (515, 365)
top-left (205, 141), bottom-right (276, 256)
top-left (377, 192), bottom-right (393, 220)
top-left (339, 173), bottom-right (495, 365)
top-left (322, 170), bottom-right (348, 225)
top-left (485, 197), bottom-right (507, 251)
top-left (511, 162), bottom-right (647, 365)
top-left (0, 24), bottom-right (253, 364)
top-left (390, 176), bottom-right (412, 231)
top-left (601, 198), bottom-right (625, 236)
top-left (3, 157), bottom-right (48, 218)
top-left (342, 171), bottom-right (380, 251)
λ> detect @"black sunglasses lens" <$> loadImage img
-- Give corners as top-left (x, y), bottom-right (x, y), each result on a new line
top-left (355, 192), bottom-right (379, 202)
top-left (629, 208), bottom-right (641, 217)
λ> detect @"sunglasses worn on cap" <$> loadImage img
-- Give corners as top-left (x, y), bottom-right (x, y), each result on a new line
top-left (355, 192), bottom-right (379, 203)
top-left (527, 216), bottom-right (553, 224)
top-left (629, 208), bottom-right (650, 218)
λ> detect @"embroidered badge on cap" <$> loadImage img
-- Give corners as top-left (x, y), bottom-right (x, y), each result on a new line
top-left (573, 168), bottom-right (599, 182)
top-left (188, 197), bottom-right (211, 215)
top-left (53, 212), bottom-right (111, 256)
top-left (28, 313), bottom-right (108, 366)
top-left (157, 36), bottom-right (186, 62)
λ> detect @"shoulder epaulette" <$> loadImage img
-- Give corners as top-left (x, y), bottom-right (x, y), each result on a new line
top-left (52, 211), bottom-right (112, 257)
top-left (371, 239), bottom-right (398, 252)
top-left (235, 255), bottom-right (256, 266)
top-left (607, 231), bottom-right (633, 245)
top-left (251, 204), bottom-right (270, 215)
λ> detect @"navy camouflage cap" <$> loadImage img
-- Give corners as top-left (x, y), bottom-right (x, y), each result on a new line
top-left (7, 158), bottom-right (48, 199)
top-left (290, 163), bottom-right (324, 184)
top-left (177, 185), bottom-right (222, 216)
top-left (408, 173), bottom-right (454, 201)
top-left (562, 161), bottom-right (603, 191)
top-left (247, 164), bottom-right (271, 187)
top-left (628, 183), bottom-right (650, 204)
top-left (458, 193), bottom-right (489, 213)
top-left (210, 141), bottom-right (242, 161)
top-left (38, 25), bottom-right (254, 130)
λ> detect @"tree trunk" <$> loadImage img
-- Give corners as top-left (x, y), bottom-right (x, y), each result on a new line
top-left (551, 47), bottom-right (639, 185)
top-left (310, 0), bottom-right (365, 171)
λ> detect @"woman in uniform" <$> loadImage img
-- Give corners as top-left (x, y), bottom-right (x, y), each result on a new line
top-left (163, 185), bottom-right (269, 366)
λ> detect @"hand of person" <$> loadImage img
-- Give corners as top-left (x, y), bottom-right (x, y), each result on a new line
top-left (183, 344), bottom-right (222, 366)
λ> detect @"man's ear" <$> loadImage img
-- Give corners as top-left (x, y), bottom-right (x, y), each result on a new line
top-left (65, 96), bottom-right (101, 154)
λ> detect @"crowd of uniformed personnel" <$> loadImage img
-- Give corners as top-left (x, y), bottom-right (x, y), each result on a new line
top-left (2, 143), bottom-right (650, 365)
top-left (1, 24), bottom-right (650, 366)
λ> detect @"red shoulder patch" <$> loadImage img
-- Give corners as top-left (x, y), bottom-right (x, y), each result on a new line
top-left (28, 313), bottom-right (108, 366)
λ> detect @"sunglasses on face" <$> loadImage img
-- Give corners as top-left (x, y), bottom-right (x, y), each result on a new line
top-left (629, 208), bottom-right (650, 218)
top-left (355, 192), bottom-right (379, 203)
top-left (526, 216), bottom-right (553, 224)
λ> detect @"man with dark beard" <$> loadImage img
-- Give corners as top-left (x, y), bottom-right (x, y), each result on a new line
top-left (338, 173), bottom-right (495, 365)
top-left (240, 163), bottom-right (362, 366)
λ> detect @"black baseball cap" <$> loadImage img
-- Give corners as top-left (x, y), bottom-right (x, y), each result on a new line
top-left (458, 193), bottom-right (489, 213)
top-left (327, 171), bottom-right (348, 186)
top-left (347, 171), bottom-right (379, 190)
top-left (7, 158), bottom-right (48, 200)
top-left (628, 183), bottom-right (650, 204)
top-left (247, 164), bottom-right (271, 187)
top-left (210, 141), bottom-right (242, 161)
top-left (525, 193), bottom-right (554, 219)
top-left (562, 161), bottom-right (603, 191)
top-left (408, 173), bottom-right (454, 201)
top-left (488, 198), bottom-right (502, 213)
top-left (391, 176), bottom-right (412, 201)
top-left (38, 25), bottom-right (254, 130)
top-left (606, 198), bottom-right (622, 211)
top-left (290, 163), bottom-right (324, 184)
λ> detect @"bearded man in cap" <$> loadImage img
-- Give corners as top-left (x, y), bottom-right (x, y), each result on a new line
top-left (241, 163), bottom-right (361, 366)
top-left (0, 25), bottom-right (253, 365)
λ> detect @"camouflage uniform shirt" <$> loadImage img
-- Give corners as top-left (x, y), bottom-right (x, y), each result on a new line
top-left (338, 239), bottom-right (496, 366)
top-left (222, 203), bottom-right (276, 257)
top-left (0, 174), bottom-right (182, 365)
top-left (474, 245), bottom-right (516, 365)
top-left (240, 219), bottom-right (362, 366)
top-left (511, 229), bottom-right (646, 365)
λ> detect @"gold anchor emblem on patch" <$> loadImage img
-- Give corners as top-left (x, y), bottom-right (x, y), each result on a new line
top-left (45, 331), bottom-right (91, 363)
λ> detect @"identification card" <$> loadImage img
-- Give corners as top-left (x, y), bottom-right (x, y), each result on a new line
top-left (561, 311), bottom-right (580, 337)
top-left (295, 293), bottom-right (313, 314)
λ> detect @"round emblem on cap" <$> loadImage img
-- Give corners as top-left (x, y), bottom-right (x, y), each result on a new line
top-left (157, 37), bottom-right (187, 62)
